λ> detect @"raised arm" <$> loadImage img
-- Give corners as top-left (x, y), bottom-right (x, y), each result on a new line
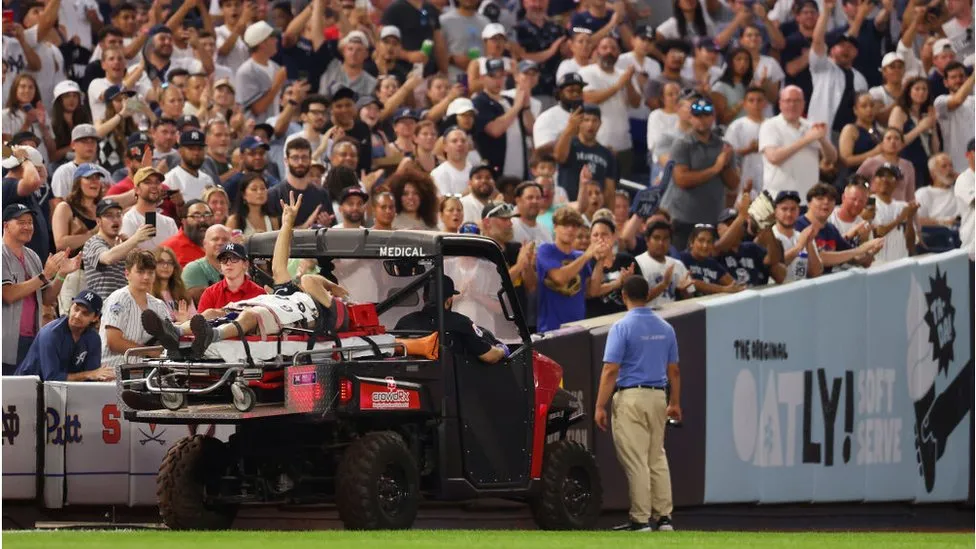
top-left (273, 191), bottom-right (303, 284)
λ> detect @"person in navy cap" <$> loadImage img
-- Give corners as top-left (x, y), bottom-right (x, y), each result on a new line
top-left (535, 72), bottom-right (586, 151)
top-left (472, 57), bottom-right (532, 180)
top-left (388, 108), bottom-right (420, 159)
top-left (14, 290), bottom-right (112, 381)
top-left (163, 128), bottom-right (216, 201)
top-left (223, 135), bottom-right (280, 204)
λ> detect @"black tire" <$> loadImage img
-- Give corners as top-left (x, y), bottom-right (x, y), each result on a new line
top-left (336, 431), bottom-right (420, 530)
top-left (530, 440), bottom-right (603, 530)
top-left (157, 435), bottom-right (238, 530)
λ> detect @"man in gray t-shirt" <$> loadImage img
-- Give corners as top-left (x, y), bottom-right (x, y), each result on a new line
top-left (660, 97), bottom-right (739, 250)
top-left (439, 0), bottom-right (489, 78)
top-left (318, 31), bottom-right (378, 98)
top-left (236, 22), bottom-right (288, 123)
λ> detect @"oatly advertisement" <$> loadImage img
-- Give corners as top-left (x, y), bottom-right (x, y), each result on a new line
top-left (702, 250), bottom-right (973, 504)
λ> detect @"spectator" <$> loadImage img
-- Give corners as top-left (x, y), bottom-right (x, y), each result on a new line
top-left (227, 174), bottom-right (281, 235)
top-left (387, 108), bottom-right (420, 159)
top-left (267, 138), bottom-right (335, 228)
top-left (439, 0), bottom-right (489, 80)
top-left (571, 0), bottom-right (631, 43)
top-left (323, 84), bottom-right (373, 174)
top-left (389, 170), bottom-right (440, 230)
top-left (515, 0), bottom-right (569, 101)
top-left (439, 195), bottom-right (464, 233)
top-left (51, 164), bottom-right (103, 311)
top-left (196, 243), bottom-right (267, 312)
top-left (646, 82), bottom-right (682, 175)
top-left (556, 28), bottom-right (594, 82)
top-left (634, 221), bottom-right (695, 307)
top-left (182, 224), bottom-right (231, 302)
top-left (512, 181), bottom-right (552, 244)
top-left (808, 0), bottom-right (868, 134)
top-left (934, 64), bottom-right (975, 173)
top-left (83, 198), bottom-right (154, 300)
top-left (535, 73), bottom-right (586, 154)
top-left (285, 95), bottom-right (330, 162)
top-left (324, 166), bottom-right (364, 219)
top-left (368, 191), bottom-right (396, 231)
top-left (663, 97), bottom-right (738, 250)
top-left (1, 147), bottom-right (51, 262)
top-left (472, 58), bottom-right (532, 179)
top-left (576, 176), bottom-right (606, 224)
top-left (712, 47), bottom-right (754, 124)
top-left (236, 21), bottom-right (288, 123)
top-left (759, 86), bottom-right (838, 206)
top-left (928, 39), bottom-right (960, 99)
top-left (87, 48), bottom-right (144, 124)
top-left (122, 167), bottom-right (179, 250)
top-left (870, 52), bottom-right (905, 122)
top-left (771, 190), bottom-right (824, 282)
top-left (617, 26), bottom-right (660, 167)
top-left (225, 137), bottom-right (280, 204)
top-left (887, 76), bottom-right (938, 188)
top-left (2, 74), bottom-right (56, 163)
top-left (162, 129), bottom-right (216, 201)
top-left (715, 204), bottom-right (784, 286)
top-left (837, 91), bottom-right (884, 173)
top-left (554, 105), bottom-right (617, 207)
top-left (50, 80), bottom-right (93, 164)
top-left (13, 290), bottom-right (111, 381)
top-left (51, 124), bottom-right (102, 202)
top-left (682, 38), bottom-right (724, 91)
top-left (215, 0), bottom-right (254, 73)
top-left (431, 126), bottom-right (474, 196)
top-left (161, 199), bottom-right (213, 267)
top-left (480, 201), bottom-right (537, 314)
top-left (585, 218), bottom-right (638, 318)
top-left (580, 36), bottom-right (640, 178)
top-left (856, 128), bottom-right (917, 201)
top-left (152, 246), bottom-right (196, 323)
top-left (956, 140), bottom-right (975, 252)
top-left (724, 87), bottom-right (767, 196)
top-left (201, 118), bottom-right (235, 185)
top-left (460, 164), bottom-right (497, 223)
top-left (320, 31), bottom-right (377, 98)
top-left (106, 133), bottom-right (150, 195)
top-left (366, 27), bottom-right (413, 84)
top-left (829, 0), bottom-right (890, 88)
top-left (795, 183), bottom-right (884, 269)
top-left (99, 249), bottom-right (172, 368)
top-left (679, 224), bottom-right (743, 294)
top-left (657, 0), bottom-right (716, 41)
top-left (379, 0), bottom-right (449, 77)
top-left (337, 187), bottom-right (369, 229)
top-left (829, 176), bottom-right (874, 246)
top-left (536, 206), bottom-right (607, 332)
top-left (2, 204), bottom-right (78, 374)
top-left (203, 185), bottom-right (231, 226)
top-left (868, 164), bottom-right (917, 263)
top-left (916, 153), bottom-right (961, 227)
top-left (741, 23), bottom-right (785, 104)
top-left (95, 85), bottom-right (141, 174)
top-left (644, 40), bottom-right (695, 109)
top-left (150, 117), bottom-right (182, 169)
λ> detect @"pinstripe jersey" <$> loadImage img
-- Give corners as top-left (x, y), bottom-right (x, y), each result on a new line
top-left (99, 286), bottom-right (171, 368)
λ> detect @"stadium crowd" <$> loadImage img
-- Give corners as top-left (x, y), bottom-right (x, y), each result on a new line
top-left (1, 0), bottom-right (974, 379)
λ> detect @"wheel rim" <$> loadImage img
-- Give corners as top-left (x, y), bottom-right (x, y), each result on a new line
top-left (161, 393), bottom-right (183, 410)
top-left (561, 466), bottom-right (592, 517)
top-left (376, 463), bottom-right (409, 517)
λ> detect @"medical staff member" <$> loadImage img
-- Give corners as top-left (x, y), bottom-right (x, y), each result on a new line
top-left (14, 290), bottom-right (114, 381)
top-left (594, 275), bottom-right (680, 532)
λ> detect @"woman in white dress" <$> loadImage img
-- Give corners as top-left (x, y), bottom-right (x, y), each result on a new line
top-left (227, 173), bottom-right (280, 236)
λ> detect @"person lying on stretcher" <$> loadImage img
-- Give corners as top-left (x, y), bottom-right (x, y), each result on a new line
top-left (142, 192), bottom-right (351, 360)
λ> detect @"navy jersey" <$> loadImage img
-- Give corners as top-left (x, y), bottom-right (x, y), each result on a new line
top-left (717, 242), bottom-right (769, 287)
top-left (679, 252), bottom-right (729, 285)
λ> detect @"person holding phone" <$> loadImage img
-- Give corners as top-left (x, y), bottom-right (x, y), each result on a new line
top-left (121, 167), bottom-right (179, 251)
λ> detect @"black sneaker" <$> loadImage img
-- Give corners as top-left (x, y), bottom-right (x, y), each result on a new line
top-left (189, 314), bottom-right (216, 358)
top-left (612, 521), bottom-right (652, 532)
top-left (656, 516), bottom-right (674, 531)
top-left (142, 310), bottom-right (183, 359)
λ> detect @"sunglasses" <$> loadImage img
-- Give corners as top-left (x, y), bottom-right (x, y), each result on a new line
top-left (485, 203), bottom-right (516, 218)
top-left (694, 223), bottom-right (715, 229)
top-left (776, 191), bottom-right (801, 202)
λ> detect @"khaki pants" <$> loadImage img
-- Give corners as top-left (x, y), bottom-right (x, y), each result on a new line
top-left (611, 388), bottom-right (673, 523)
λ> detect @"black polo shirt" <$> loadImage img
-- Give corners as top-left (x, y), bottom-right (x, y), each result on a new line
top-left (395, 305), bottom-right (495, 357)
top-left (380, 0), bottom-right (441, 76)
top-left (472, 92), bottom-right (528, 179)
top-left (515, 19), bottom-right (567, 97)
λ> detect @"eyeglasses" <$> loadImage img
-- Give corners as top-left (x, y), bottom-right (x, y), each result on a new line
top-left (157, 260), bottom-right (175, 267)
top-left (185, 212), bottom-right (215, 220)
top-left (218, 256), bottom-right (243, 264)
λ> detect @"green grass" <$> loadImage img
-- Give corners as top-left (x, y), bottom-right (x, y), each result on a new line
top-left (2, 531), bottom-right (973, 549)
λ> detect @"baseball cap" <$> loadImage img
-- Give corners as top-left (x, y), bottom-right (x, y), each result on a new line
top-left (254, 123), bottom-right (275, 137)
top-left (243, 21), bottom-right (276, 48)
top-left (690, 97), bottom-right (715, 116)
top-left (2, 203), bottom-right (35, 222)
top-left (356, 95), bottom-right (383, 110)
top-left (128, 131), bottom-right (151, 148)
top-left (71, 290), bottom-right (103, 315)
top-left (239, 135), bottom-right (270, 151)
top-left (439, 274), bottom-right (461, 296)
top-left (328, 83), bottom-right (358, 103)
top-left (874, 162), bottom-right (902, 179)
top-left (557, 72), bottom-right (586, 89)
top-left (827, 32), bottom-right (858, 49)
top-left (148, 24), bottom-right (172, 38)
top-left (1, 145), bottom-right (44, 169)
top-left (571, 26), bottom-right (593, 36)
top-left (179, 128), bottom-right (206, 147)
top-left (73, 163), bottom-right (104, 181)
top-left (340, 186), bottom-right (369, 203)
top-left (71, 124), bottom-right (100, 142)
top-left (53, 80), bottom-right (83, 101)
top-left (447, 97), bottom-right (477, 117)
top-left (968, 138), bottom-right (975, 152)
top-left (104, 85), bottom-right (136, 102)
top-left (214, 78), bottom-right (235, 92)
top-left (635, 25), bottom-right (655, 40)
top-left (9, 132), bottom-right (39, 146)
top-left (881, 52), bottom-right (904, 68)
top-left (517, 59), bottom-right (539, 73)
top-left (717, 207), bottom-right (738, 225)
top-left (133, 166), bottom-right (165, 186)
top-left (659, 39), bottom-right (691, 55)
top-left (380, 26), bottom-right (401, 41)
top-left (341, 30), bottom-right (369, 47)
top-left (482, 201), bottom-right (519, 219)
top-left (177, 114), bottom-right (201, 129)
top-left (695, 37), bottom-right (719, 52)
top-left (393, 107), bottom-right (419, 123)
top-left (96, 198), bottom-right (123, 216)
top-left (581, 104), bottom-right (602, 117)
top-left (796, 0), bottom-right (819, 11)
top-left (774, 190), bottom-right (802, 205)
top-left (217, 242), bottom-right (249, 261)
top-left (469, 163), bottom-right (495, 179)
top-left (484, 57), bottom-right (506, 75)
top-left (933, 38), bottom-right (955, 55)
top-left (482, 23), bottom-right (506, 40)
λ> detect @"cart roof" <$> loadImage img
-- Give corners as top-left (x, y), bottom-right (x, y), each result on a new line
top-left (245, 228), bottom-right (502, 260)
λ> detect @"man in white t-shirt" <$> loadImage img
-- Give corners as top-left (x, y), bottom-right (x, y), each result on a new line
top-left (771, 190), bottom-right (823, 283)
top-left (579, 36), bottom-right (640, 177)
top-left (431, 127), bottom-right (475, 196)
top-left (51, 125), bottom-right (101, 199)
top-left (724, 87), bottom-right (767, 196)
top-left (942, 0), bottom-right (975, 65)
top-left (556, 28), bottom-right (593, 82)
top-left (511, 181), bottom-right (553, 244)
top-left (534, 73), bottom-right (585, 153)
top-left (121, 167), bottom-right (179, 250)
top-left (615, 25), bottom-right (661, 123)
top-left (634, 221), bottom-right (694, 306)
top-left (933, 64), bottom-right (975, 173)
top-left (20, 0), bottom-right (63, 110)
top-left (828, 176), bottom-right (873, 246)
top-left (461, 164), bottom-right (497, 224)
top-left (216, 0), bottom-right (254, 73)
top-left (954, 139), bottom-right (975, 253)
top-left (164, 130), bottom-right (216, 201)
top-left (916, 153), bottom-right (962, 228)
top-left (869, 163), bottom-right (917, 264)
top-left (88, 47), bottom-right (147, 123)
top-left (758, 85), bottom-right (837, 205)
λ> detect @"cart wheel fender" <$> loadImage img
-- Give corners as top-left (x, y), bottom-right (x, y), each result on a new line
top-left (157, 435), bottom-right (238, 530)
top-left (530, 440), bottom-right (603, 530)
top-left (336, 431), bottom-right (421, 530)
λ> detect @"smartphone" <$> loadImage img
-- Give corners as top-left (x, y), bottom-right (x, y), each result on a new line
top-left (867, 197), bottom-right (876, 207)
top-left (145, 211), bottom-right (157, 228)
top-left (456, 73), bottom-right (468, 89)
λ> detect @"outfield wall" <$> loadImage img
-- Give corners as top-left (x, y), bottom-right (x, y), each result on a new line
top-left (2, 251), bottom-right (973, 510)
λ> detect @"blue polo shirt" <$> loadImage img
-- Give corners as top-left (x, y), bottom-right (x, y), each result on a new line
top-left (603, 307), bottom-right (677, 389)
top-left (14, 317), bottom-right (101, 381)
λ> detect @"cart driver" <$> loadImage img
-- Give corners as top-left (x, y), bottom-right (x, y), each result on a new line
top-left (395, 275), bottom-right (509, 365)
top-left (142, 192), bottom-right (352, 359)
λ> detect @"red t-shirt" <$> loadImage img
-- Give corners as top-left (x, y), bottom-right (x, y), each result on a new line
top-left (161, 230), bottom-right (205, 267)
top-left (197, 278), bottom-right (267, 312)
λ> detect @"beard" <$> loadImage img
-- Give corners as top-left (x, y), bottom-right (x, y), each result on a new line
top-left (289, 164), bottom-right (310, 179)
top-left (184, 156), bottom-right (205, 170)
top-left (185, 222), bottom-right (209, 245)
top-left (345, 211), bottom-right (364, 224)
top-left (473, 185), bottom-right (494, 200)
top-left (600, 54), bottom-right (618, 68)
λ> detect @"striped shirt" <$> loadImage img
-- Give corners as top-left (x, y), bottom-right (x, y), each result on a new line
top-left (100, 287), bottom-right (171, 368)
top-left (82, 235), bottom-right (128, 300)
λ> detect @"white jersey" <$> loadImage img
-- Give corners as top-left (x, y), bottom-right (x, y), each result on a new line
top-left (873, 196), bottom-right (910, 264)
top-left (512, 218), bottom-right (553, 245)
top-left (773, 225), bottom-right (814, 283)
top-left (100, 287), bottom-right (171, 367)
top-left (122, 208), bottom-right (179, 250)
top-left (163, 164), bottom-right (216, 201)
top-left (225, 292), bottom-right (319, 336)
top-left (431, 160), bottom-right (473, 196)
top-left (634, 252), bottom-right (692, 307)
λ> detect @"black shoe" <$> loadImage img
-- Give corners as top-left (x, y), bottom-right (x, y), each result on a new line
top-left (656, 516), bottom-right (674, 531)
top-left (121, 389), bottom-right (162, 411)
top-left (612, 521), bottom-right (652, 532)
top-left (189, 314), bottom-right (216, 358)
top-left (142, 310), bottom-right (183, 359)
